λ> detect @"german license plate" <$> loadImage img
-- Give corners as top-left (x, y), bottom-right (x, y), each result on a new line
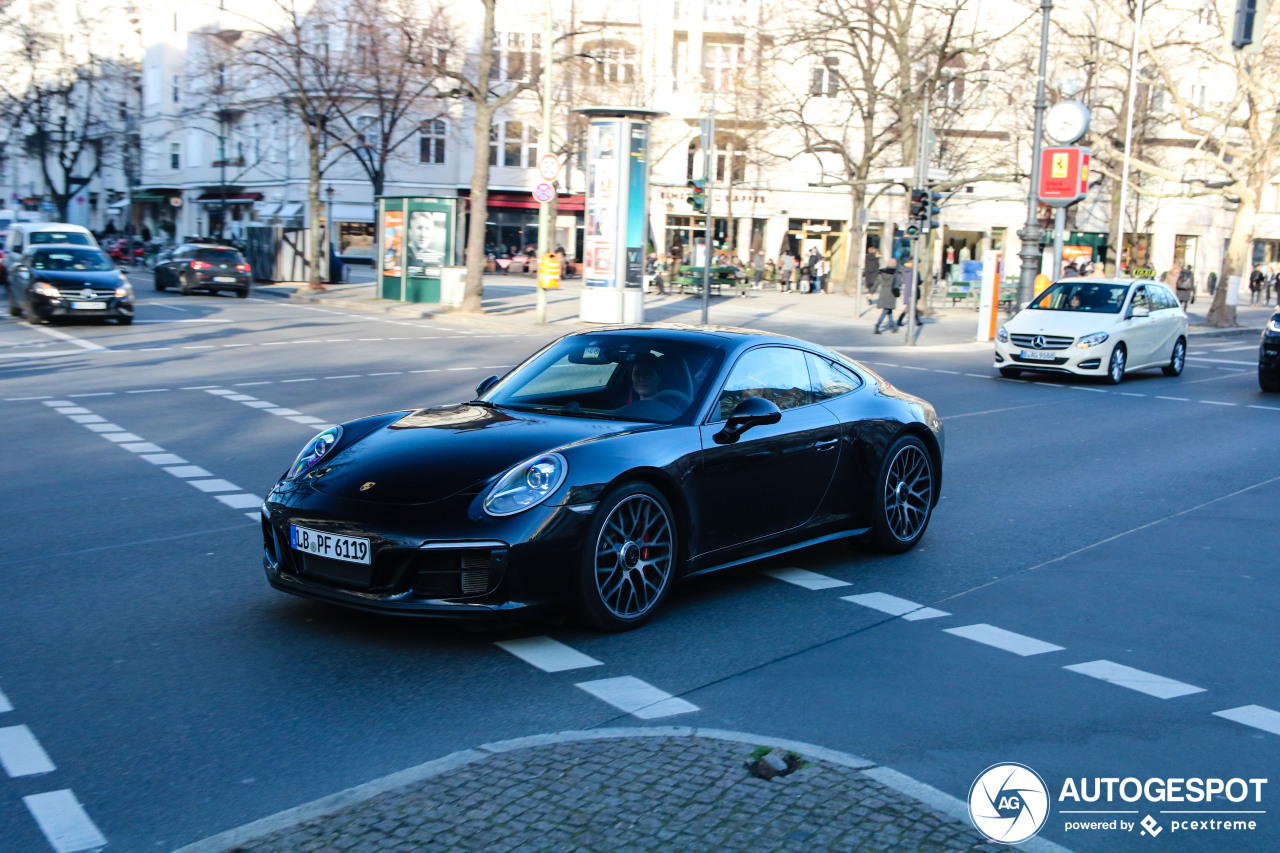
top-left (290, 524), bottom-right (370, 564)
top-left (214, 276), bottom-right (237, 283)
top-left (1019, 349), bottom-right (1057, 361)
top-left (71, 301), bottom-right (106, 310)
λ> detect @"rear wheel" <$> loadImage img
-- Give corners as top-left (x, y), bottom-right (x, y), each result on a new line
top-left (1162, 337), bottom-right (1186, 377)
top-left (154, 273), bottom-right (166, 292)
top-left (869, 435), bottom-right (935, 553)
top-left (1104, 344), bottom-right (1126, 385)
top-left (577, 483), bottom-right (677, 631)
top-left (116, 316), bottom-right (133, 326)
top-left (998, 367), bottom-right (1022, 378)
top-left (179, 272), bottom-right (195, 295)
top-left (1261, 370), bottom-right (1280, 393)
top-left (235, 287), bottom-right (249, 299)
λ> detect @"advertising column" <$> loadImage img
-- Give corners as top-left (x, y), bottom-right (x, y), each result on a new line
top-left (377, 196), bottom-right (458, 303)
top-left (576, 108), bottom-right (665, 324)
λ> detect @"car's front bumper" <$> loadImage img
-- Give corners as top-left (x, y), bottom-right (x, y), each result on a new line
top-left (993, 338), bottom-right (1111, 375)
top-left (30, 294), bottom-right (133, 321)
top-left (1261, 333), bottom-right (1280, 377)
top-left (260, 486), bottom-right (594, 619)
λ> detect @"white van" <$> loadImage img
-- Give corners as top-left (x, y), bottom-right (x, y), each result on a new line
top-left (1, 222), bottom-right (98, 286)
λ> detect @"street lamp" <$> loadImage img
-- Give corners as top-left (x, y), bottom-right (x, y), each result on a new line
top-left (325, 185), bottom-right (335, 284)
top-left (1016, 0), bottom-right (1054, 305)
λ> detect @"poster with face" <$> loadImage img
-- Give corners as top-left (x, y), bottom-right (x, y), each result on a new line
top-left (406, 209), bottom-right (447, 274)
top-left (382, 210), bottom-right (403, 277)
top-left (594, 126), bottom-right (616, 160)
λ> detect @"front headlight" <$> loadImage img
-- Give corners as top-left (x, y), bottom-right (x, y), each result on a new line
top-left (1075, 332), bottom-right (1109, 348)
top-left (996, 325), bottom-right (1009, 343)
top-left (287, 426), bottom-right (342, 480)
top-left (33, 282), bottom-right (59, 298)
top-left (115, 280), bottom-right (133, 298)
top-left (483, 452), bottom-right (567, 516)
top-left (1269, 316), bottom-right (1280, 333)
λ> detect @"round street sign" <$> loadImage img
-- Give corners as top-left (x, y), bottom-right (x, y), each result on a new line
top-left (537, 154), bottom-right (560, 181)
top-left (533, 182), bottom-right (555, 204)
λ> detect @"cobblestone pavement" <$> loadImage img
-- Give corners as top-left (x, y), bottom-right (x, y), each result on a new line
top-left (192, 732), bottom-right (1001, 853)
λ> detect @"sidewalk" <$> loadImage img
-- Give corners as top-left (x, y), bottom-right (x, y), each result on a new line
top-left (255, 272), bottom-right (1273, 346)
top-left (172, 728), bottom-right (1071, 853)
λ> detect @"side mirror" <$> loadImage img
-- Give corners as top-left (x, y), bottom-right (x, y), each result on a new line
top-left (1131, 305), bottom-right (1150, 318)
top-left (714, 396), bottom-right (782, 445)
top-left (475, 375), bottom-right (499, 397)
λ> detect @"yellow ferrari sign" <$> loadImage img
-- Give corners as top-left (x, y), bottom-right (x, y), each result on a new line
top-left (1051, 153), bottom-right (1069, 178)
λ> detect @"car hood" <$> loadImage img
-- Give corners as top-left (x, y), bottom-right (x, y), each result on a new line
top-left (306, 403), bottom-right (650, 505)
top-left (32, 269), bottom-right (122, 287)
top-left (1006, 309), bottom-right (1124, 336)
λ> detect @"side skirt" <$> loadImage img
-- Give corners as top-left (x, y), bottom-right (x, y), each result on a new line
top-left (682, 527), bottom-right (871, 579)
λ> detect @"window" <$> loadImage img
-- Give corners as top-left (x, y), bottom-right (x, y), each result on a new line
top-left (169, 142), bottom-right (180, 170)
top-left (420, 119), bottom-right (447, 164)
top-left (717, 347), bottom-right (813, 420)
top-left (1130, 286), bottom-right (1149, 314)
top-left (492, 32), bottom-right (540, 82)
top-left (171, 74), bottom-right (180, 103)
top-left (687, 134), bottom-right (746, 183)
top-left (587, 43), bottom-right (635, 86)
top-left (355, 114), bottom-right (376, 149)
top-left (489, 120), bottom-right (537, 168)
top-left (810, 56), bottom-right (839, 97)
top-left (806, 353), bottom-right (862, 400)
top-left (702, 39), bottom-right (744, 92)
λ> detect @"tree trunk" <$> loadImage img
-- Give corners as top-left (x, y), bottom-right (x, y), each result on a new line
top-left (461, 101), bottom-right (494, 314)
top-left (1205, 194), bottom-right (1256, 328)
top-left (308, 135), bottom-right (324, 289)
top-left (841, 185), bottom-right (866, 297)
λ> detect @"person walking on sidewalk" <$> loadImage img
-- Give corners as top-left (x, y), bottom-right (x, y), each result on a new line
top-left (815, 255), bottom-right (830, 293)
top-left (873, 261), bottom-right (899, 334)
top-left (896, 260), bottom-right (922, 329)
top-left (1249, 265), bottom-right (1264, 305)
top-left (752, 250), bottom-right (765, 290)
top-left (779, 252), bottom-right (796, 291)
top-left (805, 248), bottom-right (819, 293)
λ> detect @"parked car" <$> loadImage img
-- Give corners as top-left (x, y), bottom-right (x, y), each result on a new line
top-left (153, 243), bottom-right (252, 297)
top-left (5, 244), bottom-right (134, 325)
top-left (0, 223), bottom-right (97, 286)
top-left (261, 326), bottom-right (944, 631)
top-left (994, 277), bottom-right (1188, 385)
top-left (1260, 310), bottom-right (1280, 393)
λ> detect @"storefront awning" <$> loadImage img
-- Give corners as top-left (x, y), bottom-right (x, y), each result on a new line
top-left (195, 191), bottom-right (264, 203)
top-left (256, 202), bottom-right (304, 220)
top-left (461, 190), bottom-right (585, 212)
top-left (131, 191), bottom-right (171, 202)
top-left (331, 202), bottom-right (374, 222)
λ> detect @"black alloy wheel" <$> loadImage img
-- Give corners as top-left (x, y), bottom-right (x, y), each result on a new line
top-left (1105, 344), bottom-right (1127, 385)
top-left (869, 434), bottom-right (935, 553)
top-left (578, 482), bottom-right (677, 631)
top-left (1162, 338), bottom-right (1186, 377)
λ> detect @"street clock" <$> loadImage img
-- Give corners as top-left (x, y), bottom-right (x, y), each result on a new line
top-left (1045, 100), bottom-right (1091, 145)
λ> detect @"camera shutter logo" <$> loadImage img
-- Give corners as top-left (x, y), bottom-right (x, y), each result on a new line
top-left (968, 763), bottom-right (1051, 844)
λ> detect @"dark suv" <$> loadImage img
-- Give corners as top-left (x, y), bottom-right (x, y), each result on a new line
top-left (154, 244), bottom-right (252, 297)
top-left (1261, 310), bottom-right (1280, 393)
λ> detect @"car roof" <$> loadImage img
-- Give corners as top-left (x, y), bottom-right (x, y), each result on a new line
top-left (565, 323), bottom-right (799, 345)
top-left (29, 243), bottom-right (104, 252)
top-left (1051, 276), bottom-right (1155, 287)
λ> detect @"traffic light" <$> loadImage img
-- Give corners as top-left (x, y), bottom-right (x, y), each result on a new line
top-left (687, 179), bottom-right (707, 213)
top-left (923, 190), bottom-right (942, 232)
top-left (908, 189), bottom-right (927, 221)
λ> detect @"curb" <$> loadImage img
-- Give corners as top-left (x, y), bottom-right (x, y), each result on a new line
top-left (170, 727), bottom-right (1072, 853)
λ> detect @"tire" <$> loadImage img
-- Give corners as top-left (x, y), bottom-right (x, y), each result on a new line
top-left (179, 272), bottom-right (194, 295)
top-left (154, 273), bottom-right (166, 292)
top-left (1162, 337), bottom-right (1186, 377)
top-left (1261, 370), bottom-right (1280, 393)
top-left (998, 367), bottom-right (1022, 378)
top-left (117, 316), bottom-right (133, 325)
top-left (869, 434), bottom-right (936, 554)
top-left (7, 288), bottom-right (20, 317)
top-left (1104, 344), bottom-right (1126, 385)
top-left (577, 482), bottom-right (678, 631)
top-left (235, 287), bottom-right (249, 299)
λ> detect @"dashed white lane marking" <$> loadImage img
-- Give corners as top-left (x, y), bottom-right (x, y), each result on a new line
top-left (1199, 400), bottom-right (1236, 406)
top-left (0, 724), bottom-right (56, 776)
top-left (841, 592), bottom-right (950, 621)
top-left (164, 466), bottom-right (213, 478)
top-left (944, 624), bottom-right (1065, 656)
top-left (495, 637), bottom-right (604, 673)
top-left (66, 414), bottom-right (106, 423)
top-left (1186, 356), bottom-right (1257, 366)
top-left (1155, 395), bottom-right (1191, 402)
top-left (23, 790), bottom-right (107, 853)
top-left (762, 567), bottom-right (851, 590)
top-left (1249, 404), bottom-right (1280, 412)
top-left (188, 479), bottom-right (241, 493)
top-left (216, 494), bottom-right (262, 509)
top-left (203, 388), bottom-right (336, 431)
top-left (1064, 660), bottom-right (1206, 699)
top-left (0, 687), bottom-right (10, 713)
top-left (574, 676), bottom-right (699, 720)
top-left (1214, 705), bottom-right (1280, 736)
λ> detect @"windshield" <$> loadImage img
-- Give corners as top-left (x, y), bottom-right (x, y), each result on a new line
top-left (482, 334), bottom-right (724, 424)
top-left (30, 231), bottom-right (92, 246)
top-left (194, 248), bottom-right (244, 263)
top-left (1030, 282), bottom-right (1129, 314)
top-left (31, 248), bottom-right (114, 272)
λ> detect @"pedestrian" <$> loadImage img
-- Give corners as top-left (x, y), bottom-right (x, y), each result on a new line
top-left (873, 261), bottom-right (899, 334)
top-left (805, 248), bottom-right (819, 293)
top-left (1207, 271), bottom-right (1217, 296)
top-left (1062, 260), bottom-right (1080, 278)
top-left (752, 250), bottom-right (765, 290)
top-left (815, 255), bottom-right (830, 293)
top-left (896, 260), bottom-right (921, 329)
top-left (864, 246), bottom-right (880, 293)
top-left (1176, 266), bottom-right (1194, 308)
top-left (779, 252), bottom-right (795, 291)
top-left (1249, 265), bottom-right (1264, 305)
top-left (652, 254), bottom-right (666, 295)
top-left (1267, 264), bottom-right (1279, 304)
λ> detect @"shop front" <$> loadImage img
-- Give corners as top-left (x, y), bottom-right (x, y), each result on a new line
top-left (783, 218), bottom-right (847, 284)
top-left (468, 190), bottom-right (585, 264)
top-left (196, 190), bottom-right (264, 241)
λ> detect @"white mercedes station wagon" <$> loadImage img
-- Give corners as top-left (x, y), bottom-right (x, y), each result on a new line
top-left (994, 278), bottom-right (1188, 385)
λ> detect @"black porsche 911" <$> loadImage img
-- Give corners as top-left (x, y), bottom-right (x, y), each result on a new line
top-left (261, 325), bottom-right (944, 631)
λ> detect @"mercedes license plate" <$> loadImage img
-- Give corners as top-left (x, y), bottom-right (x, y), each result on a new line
top-left (290, 524), bottom-right (370, 564)
top-left (213, 276), bottom-right (237, 283)
top-left (1019, 349), bottom-right (1056, 361)
top-left (71, 301), bottom-right (106, 310)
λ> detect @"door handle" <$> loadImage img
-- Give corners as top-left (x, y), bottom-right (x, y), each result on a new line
top-left (814, 438), bottom-right (838, 451)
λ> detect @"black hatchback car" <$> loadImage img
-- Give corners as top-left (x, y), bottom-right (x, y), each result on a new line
top-left (154, 244), bottom-right (252, 297)
top-left (1261, 310), bottom-right (1280, 392)
top-left (5, 245), bottom-right (134, 324)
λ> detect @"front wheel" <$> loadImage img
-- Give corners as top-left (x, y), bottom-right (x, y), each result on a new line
top-left (577, 483), bottom-right (678, 631)
top-left (1162, 337), bottom-right (1186, 377)
top-left (1262, 369), bottom-right (1280, 393)
top-left (1104, 344), bottom-right (1127, 385)
top-left (869, 435), bottom-right (935, 554)
top-left (154, 273), bottom-right (166, 292)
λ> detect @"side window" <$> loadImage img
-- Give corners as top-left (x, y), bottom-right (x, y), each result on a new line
top-left (716, 347), bottom-right (813, 420)
top-left (1157, 285), bottom-right (1178, 309)
top-left (806, 353), bottom-right (864, 401)
top-left (1131, 286), bottom-right (1149, 313)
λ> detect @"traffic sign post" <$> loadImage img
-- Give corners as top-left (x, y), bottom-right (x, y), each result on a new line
top-left (532, 182), bottom-right (555, 204)
top-left (537, 154), bottom-right (560, 182)
top-left (538, 252), bottom-right (562, 289)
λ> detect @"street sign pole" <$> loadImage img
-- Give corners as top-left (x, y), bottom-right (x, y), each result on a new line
top-left (701, 91), bottom-right (715, 326)
top-left (535, 0), bottom-right (554, 325)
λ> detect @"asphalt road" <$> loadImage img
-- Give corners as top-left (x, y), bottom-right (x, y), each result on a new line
top-left (1, 272), bottom-right (1276, 852)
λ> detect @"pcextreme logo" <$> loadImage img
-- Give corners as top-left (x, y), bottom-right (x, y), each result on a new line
top-left (968, 763), bottom-right (1051, 844)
